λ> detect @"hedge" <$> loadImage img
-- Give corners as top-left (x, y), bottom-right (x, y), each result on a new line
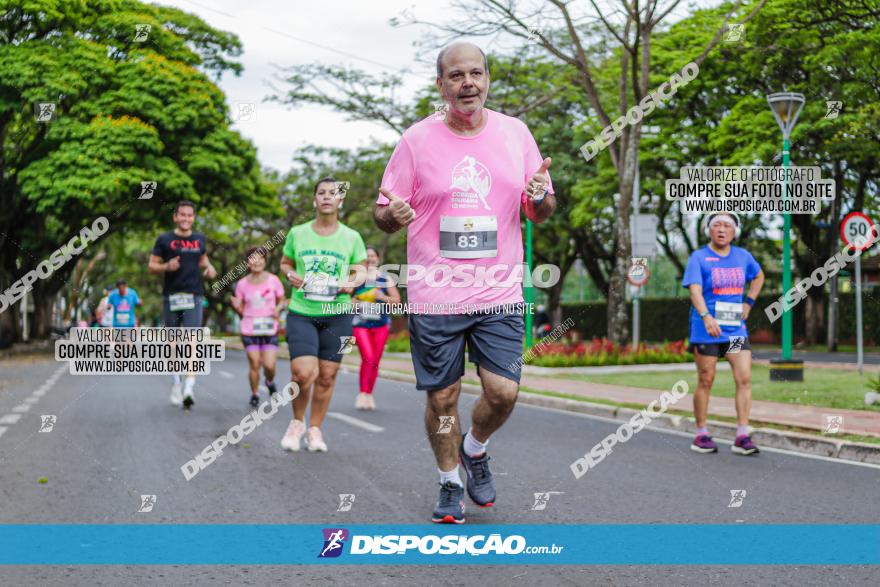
top-left (561, 291), bottom-right (874, 345)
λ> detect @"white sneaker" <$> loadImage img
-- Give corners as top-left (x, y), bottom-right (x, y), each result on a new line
top-left (355, 392), bottom-right (368, 410)
top-left (170, 383), bottom-right (183, 406)
top-left (307, 426), bottom-right (328, 452)
top-left (365, 394), bottom-right (376, 411)
top-left (281, 419), bottom-right (306, 452)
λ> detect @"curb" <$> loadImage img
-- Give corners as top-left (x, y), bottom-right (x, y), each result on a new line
top-left (372, 368), bottom-right (880, 466)
top-left (221, 339), bottom-right (880, 466)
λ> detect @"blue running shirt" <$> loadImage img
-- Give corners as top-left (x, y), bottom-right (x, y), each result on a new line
top-left (682, 246), bottom-right (761, 344)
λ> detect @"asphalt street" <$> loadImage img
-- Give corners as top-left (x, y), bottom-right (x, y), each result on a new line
top-left (0, 350), bottom-right (878, 586)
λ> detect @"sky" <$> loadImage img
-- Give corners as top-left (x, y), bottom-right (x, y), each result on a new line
top-left (155, 0), bottom-right (458, 172)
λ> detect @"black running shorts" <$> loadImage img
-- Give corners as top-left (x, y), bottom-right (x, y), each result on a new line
top-left (689, 338), bottom-right (752, 357)
top-left (285, 311), bottom-right (354, 363)
top-left (408, 311), bottom-right (525, 391)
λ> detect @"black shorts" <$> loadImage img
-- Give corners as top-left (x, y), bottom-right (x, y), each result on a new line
top-left (689, 338), bottom-right (751, 357)
top-left (408, 311), bottom-right (525, 391)
top-left (285, 311), bottom-right (354, 363)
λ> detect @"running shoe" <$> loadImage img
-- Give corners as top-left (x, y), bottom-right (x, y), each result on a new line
top-left (169, 383), bottom-right (183, 407)
top-left (355, 392), bottom-right (368, 410)
top-left (459, 436), bottom-right (496, 507)
top-left (690, 435), bottom-right (718, 453)
top-left (431, 481), bottom-right (466, 524)
top-left (365, 394), bottom-right (376, 411)
top-left (266, 382), bottom-right (277, 396)
top-left (280, 419), bottom-right (306, 451)
top-left (732, 435), bottom-right (760, 455)
top-left (307, 426), bottom-right (328, 452)
top-left (249, 394), bottom-right (260, 408)
top-left (182, 389), bottom-right (195, 409)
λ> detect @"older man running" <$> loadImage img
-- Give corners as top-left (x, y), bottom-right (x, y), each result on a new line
top-left (374, 41), bottom-right (556, 524)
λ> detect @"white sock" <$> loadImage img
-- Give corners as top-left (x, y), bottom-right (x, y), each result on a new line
top-left (172, 374), bottom-right (182, 386)
top-left (438, 465), bottom-right (463, 487)
top-left (463, 429), bottom-right (488, 457)
top-left (184, 376), bottom-right (196, 394)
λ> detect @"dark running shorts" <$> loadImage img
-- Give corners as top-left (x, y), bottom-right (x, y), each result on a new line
top-left (408, 311), bottom-right (525, 391)
top-left (286, 311), bottom-right (354, 363)
top-left (162, 295), bottom-right (203, 328)
top-left (241, 334), bottom-right (279, 351)
top-left (689, 338), bottom-right (752, 357)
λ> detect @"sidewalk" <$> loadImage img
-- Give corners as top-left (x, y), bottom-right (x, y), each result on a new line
top-left (373, 356), bottom-right (880, 438)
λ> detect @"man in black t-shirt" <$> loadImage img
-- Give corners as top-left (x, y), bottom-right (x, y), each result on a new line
top-left (149, 200), bottom-right (217, 408)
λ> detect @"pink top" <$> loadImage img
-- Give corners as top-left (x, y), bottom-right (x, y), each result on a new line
top-left (234, 273), bottom-right (285, 336)
top-left (378, 109), bottom-right (551, 313)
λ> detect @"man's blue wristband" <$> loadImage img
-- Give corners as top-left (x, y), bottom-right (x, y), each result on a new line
top-left (745, 296), bottom-right (756, 307)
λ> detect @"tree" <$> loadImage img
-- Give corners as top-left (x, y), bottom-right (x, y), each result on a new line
top-left (0, 0), bottom-right (271, 342)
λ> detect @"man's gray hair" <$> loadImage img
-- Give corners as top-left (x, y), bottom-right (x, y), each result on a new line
top-left (436, 44), bottom-right (489, 78)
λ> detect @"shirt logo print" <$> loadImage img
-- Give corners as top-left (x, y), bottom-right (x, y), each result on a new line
top-left (449, 156), bottom-right (492, 210)
top-left (711, 267), bottom-right (745, 295)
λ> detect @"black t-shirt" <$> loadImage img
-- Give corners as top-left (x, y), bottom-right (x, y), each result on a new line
top-left (152, 231), bottom-right (207, 296)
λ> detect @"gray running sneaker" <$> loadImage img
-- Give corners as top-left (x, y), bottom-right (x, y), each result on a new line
top-left (432, 481), bottom-right (465, 524)
top-left (459, 436), bottom-right (496, 507)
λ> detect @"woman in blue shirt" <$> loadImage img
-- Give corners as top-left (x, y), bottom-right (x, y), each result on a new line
top-left (683, 213), bottom-right (765, 456)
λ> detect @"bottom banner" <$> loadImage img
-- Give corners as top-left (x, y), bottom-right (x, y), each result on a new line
top-left (0, 525), bottom-right (877, 565)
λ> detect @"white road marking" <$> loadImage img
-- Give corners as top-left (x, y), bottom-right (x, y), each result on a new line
top-left (0, 366), bottom-right (65, 442)
top-left (219, 371), bottom-right (234, 379)
top-left (325, 412), bottom-right (384, 433)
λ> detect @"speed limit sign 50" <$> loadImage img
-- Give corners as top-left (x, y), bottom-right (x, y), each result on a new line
top-left (841, 212), bottom-right (877, 251)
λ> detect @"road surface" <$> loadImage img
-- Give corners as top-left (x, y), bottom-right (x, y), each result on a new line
top-left (0, 351), bottom-right (877, 585)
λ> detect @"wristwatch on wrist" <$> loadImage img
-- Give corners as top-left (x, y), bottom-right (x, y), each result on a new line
top-left (699, 310), bottom-right (710, 319)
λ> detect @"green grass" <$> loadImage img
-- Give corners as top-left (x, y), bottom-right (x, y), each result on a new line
top-left (564, 365), bottom-right (880, 412)
top-left (751, 343), bottom-right (880, 354)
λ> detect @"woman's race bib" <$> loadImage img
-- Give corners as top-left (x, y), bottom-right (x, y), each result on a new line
top-left (303, 273), bottom-right (339, 302)
top-left (251, 316), bottom-right (276, 335)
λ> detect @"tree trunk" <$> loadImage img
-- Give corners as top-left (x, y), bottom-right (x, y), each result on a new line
top-left (607, 130), bottom-right (638, 344)
top-left (547, 281), bottom-right (563, 329)
top-left (30, 283), bottom-right (55, 339)
top-left (0, 302), bottom-right (18, 348)
top-left (804, 289), bottom-right (824, 346)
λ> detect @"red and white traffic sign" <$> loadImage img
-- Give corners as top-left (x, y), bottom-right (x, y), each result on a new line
top-left (627, 259), bottom-right (650, 286)
top-left (841, 212), bottom-right (877, 251)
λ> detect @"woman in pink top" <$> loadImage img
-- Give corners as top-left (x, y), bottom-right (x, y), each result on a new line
top-left (232, 246), bottom-right (287, 408)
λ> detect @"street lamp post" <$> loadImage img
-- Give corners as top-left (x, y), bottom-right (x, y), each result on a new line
top-left (767, 92), bottom-right (805, 381)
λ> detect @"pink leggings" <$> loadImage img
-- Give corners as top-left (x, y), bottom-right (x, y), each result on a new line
top-left (353, 324), bottom-right (390, 394)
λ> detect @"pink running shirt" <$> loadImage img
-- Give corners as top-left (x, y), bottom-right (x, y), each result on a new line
top-left (377, 109), bottom-right (552, 314)
top-left (234, 273), bottom-right (286, 336)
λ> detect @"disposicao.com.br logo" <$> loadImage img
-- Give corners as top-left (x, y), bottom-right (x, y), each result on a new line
top-left (318, 528), bottom-right (563, 557)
